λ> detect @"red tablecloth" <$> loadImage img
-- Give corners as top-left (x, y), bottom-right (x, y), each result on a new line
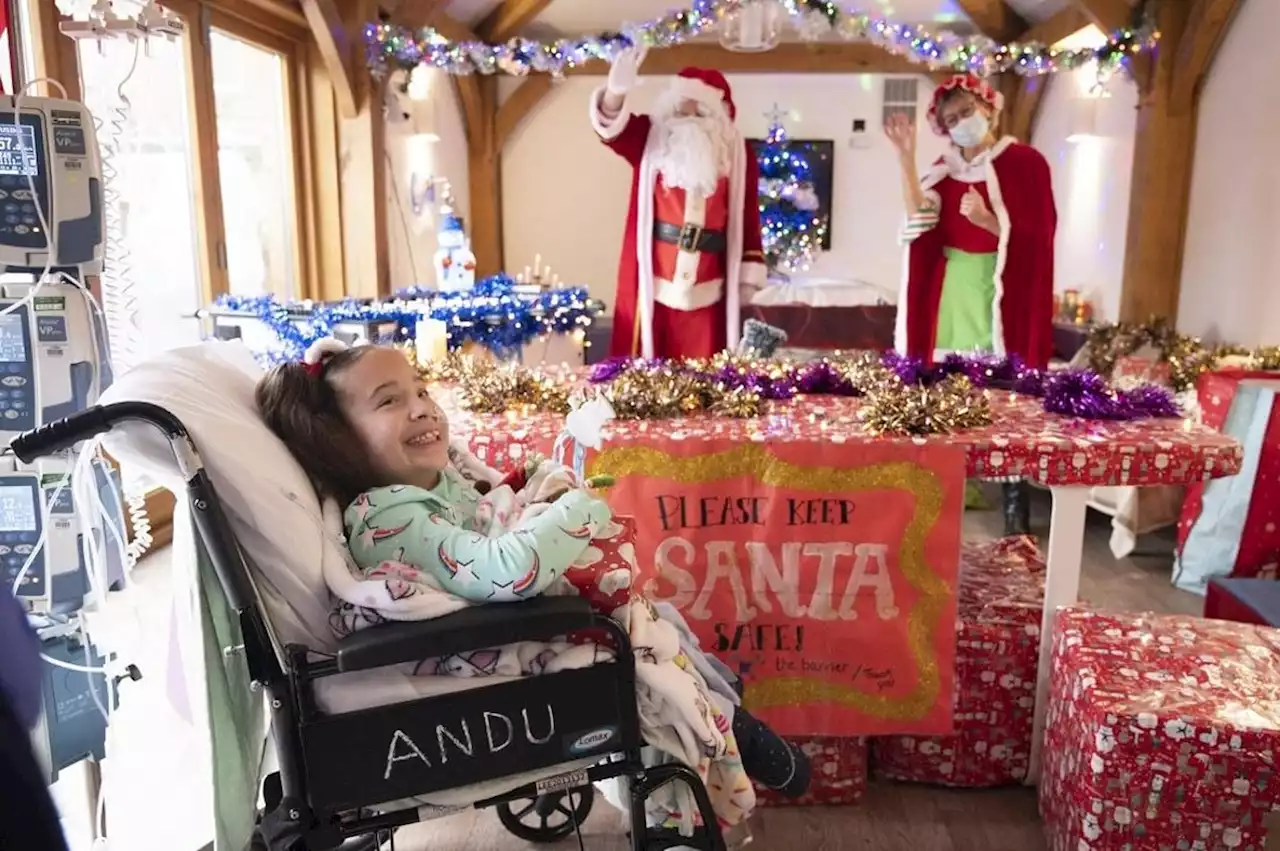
top-left (457, 390), bottom-right (1242, 488)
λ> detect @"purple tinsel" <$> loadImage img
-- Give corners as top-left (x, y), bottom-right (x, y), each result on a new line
top-left (586, 352), bottom-right (1180, 422)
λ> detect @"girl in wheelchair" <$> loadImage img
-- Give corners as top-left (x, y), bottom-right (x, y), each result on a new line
top-left (255, 339), bottom-right (810, 830)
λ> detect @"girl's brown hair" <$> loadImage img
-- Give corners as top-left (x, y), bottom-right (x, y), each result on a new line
top-left (255, 346), bottom-right (382, 506)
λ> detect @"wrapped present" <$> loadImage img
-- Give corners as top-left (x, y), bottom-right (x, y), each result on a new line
top-left (1204, 577), bottom-right (1280, 627)
top-left (872, 537), bottom-right (1044, 787)
top-left (754, 737), bottom-right (867, 806)
top-left (1176, 370), bottom-right (1280, 592)
top-left (558, 516), bottom-right (640, 646)
top-left (1041, 607), bottom-right (1280, 851)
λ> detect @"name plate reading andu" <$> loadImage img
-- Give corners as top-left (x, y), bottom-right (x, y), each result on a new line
top-left (301, 665), bottom-right (630, 811)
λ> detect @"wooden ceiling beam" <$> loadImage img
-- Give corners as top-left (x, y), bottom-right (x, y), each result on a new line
top-left (389, 0), bottom-right (454, 29)
top-left (478, 0), bottom-right (555, 42)
top-left (567, 42), bottom-right (937, 76)
top-left (300, 0), bottom-right (359, 118)
top-left (1070, 0), bottom-right (1134, 34)
top-left (233, 0), bottom-right (309, 28)
top-left (1170, 0), bottom-right (1243, 110)
top-left (1021, 7), bottom-right (1091, 46)
top-left (955, 0), bottom-right (1028, 43)
top-left (495, 74), bottom-right (555, 149)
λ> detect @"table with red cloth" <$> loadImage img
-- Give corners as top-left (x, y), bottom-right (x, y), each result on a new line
top-left (1204, 577), bottom-right (1280, 627)
top-left (445, 387), bottom-right (1242, 787)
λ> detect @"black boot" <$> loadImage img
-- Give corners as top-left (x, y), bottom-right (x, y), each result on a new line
top-left (1002, 482), bottom-right (1031, 537)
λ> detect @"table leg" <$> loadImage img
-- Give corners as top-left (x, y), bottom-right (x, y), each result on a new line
top-left (1025, 486), bottom-right (1089, 784)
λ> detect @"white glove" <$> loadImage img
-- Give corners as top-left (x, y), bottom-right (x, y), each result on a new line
top-left (606, 46), bottom-right (647, 96)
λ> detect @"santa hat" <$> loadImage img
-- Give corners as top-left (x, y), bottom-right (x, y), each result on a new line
top-left (926, 74), bottom-right (1004, 136)
top-left (665, 67), bottom-right (736, 120)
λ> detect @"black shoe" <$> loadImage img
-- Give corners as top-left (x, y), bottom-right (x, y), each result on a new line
top-left (1002, 482), bottom-right (1031, 537)
top-left (732, 709), bottom-right (811, 798)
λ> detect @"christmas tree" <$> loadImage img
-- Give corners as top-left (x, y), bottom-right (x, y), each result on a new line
top-left (756, 109), bottom-right (827, 275)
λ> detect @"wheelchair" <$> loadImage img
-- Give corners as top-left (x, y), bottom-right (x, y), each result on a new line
top-left (13, 402), bottom-right (728, 851)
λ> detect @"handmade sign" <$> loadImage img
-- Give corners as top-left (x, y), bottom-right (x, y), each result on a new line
top-left (588, 438), bottom-right (965, 737)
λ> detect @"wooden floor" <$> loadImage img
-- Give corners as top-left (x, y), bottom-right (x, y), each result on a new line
top-left (394, 486), bottom-right (1203, 851)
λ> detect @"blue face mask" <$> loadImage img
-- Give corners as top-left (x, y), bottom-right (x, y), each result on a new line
top-left (949, 113), bottom-right (990, 148)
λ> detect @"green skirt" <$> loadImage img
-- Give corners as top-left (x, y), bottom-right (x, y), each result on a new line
top-left (935, 248), bottom-right (997, 353)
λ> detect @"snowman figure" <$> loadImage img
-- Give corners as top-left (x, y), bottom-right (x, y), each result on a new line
top-left (433, 211), bottom-right (477, 292)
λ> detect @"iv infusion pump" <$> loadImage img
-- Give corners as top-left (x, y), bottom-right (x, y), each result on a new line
top-left (0, 94), bottom-right (104, 275)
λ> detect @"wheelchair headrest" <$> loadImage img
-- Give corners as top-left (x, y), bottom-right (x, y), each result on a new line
top-left (98, 342), bottom-right (342, 651)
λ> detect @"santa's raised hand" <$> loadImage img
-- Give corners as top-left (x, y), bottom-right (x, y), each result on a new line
top-left (606, 45), bottom-right (648, 96)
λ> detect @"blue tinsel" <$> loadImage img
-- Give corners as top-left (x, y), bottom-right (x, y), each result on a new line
top-left (214, 274), bottom-right (599, 364)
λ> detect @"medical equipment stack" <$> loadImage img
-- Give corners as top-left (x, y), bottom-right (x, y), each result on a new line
top-left (0, 89), bottom-right (125, 786)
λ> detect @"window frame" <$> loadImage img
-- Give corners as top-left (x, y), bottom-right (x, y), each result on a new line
top-left (19, 0), bottom-right (335, 553)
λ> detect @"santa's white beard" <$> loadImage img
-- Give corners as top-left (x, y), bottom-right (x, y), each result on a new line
top-left (650, 114), bottom-right (734, 199)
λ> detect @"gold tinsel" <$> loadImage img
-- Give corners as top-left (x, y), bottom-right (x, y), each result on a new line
top-left (407, 347), bottom-right (992, 435)
top-left (861, 375), bottom-right (993, 436)
top-left (1085, 319), bottom-right (1280, 393)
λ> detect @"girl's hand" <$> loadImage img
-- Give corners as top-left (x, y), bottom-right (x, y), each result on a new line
top-left (883, 112), bottom-right (917, 159)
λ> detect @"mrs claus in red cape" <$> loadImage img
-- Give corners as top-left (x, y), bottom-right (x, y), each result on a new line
top-left (888, 74), bottom-right (1057, 370)
top-left (589, 48), bottom-right (767, 359)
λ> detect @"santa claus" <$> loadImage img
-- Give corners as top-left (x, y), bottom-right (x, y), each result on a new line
top-left (589, 48), bottom-right (767, 360)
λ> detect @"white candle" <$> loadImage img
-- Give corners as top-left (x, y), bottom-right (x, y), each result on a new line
top-left (415, 318), bottom-right (449, 364)
top-left (534, 253), bottom-right (542, 276)
top-left (524, 265), bottom-right (532, 281)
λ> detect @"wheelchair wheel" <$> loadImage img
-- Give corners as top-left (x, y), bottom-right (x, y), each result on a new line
top-left (496, 785), bottom-right (594, 843)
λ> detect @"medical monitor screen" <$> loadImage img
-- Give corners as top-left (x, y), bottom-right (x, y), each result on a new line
top-left (0, 124), bottom-right (39, 177)
top-left (0, 486), bottom-right (37, 531)
top-left (0, 313), bottom-right (26, 362)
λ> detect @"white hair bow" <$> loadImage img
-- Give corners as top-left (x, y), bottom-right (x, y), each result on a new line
top-left (303, 338), bottom-right (350, 366)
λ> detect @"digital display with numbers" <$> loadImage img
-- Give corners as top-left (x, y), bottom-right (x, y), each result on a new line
top-left (0, 313), bottom-right (25, 362)
top-left (0, 124), bottom-right (38, 177)
top-left (0, 485), bottom-right (36, 531)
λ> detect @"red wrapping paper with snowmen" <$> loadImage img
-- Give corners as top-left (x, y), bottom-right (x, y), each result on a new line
top-left (754, 737), bottom-right (868, 807)
top-left (872, 537), bottom-right (1045, 787)
top-left (1040, 607), bottom-right (1280, 851)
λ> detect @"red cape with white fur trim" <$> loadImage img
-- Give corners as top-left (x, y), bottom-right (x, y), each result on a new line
top-left (894, 138), bottom-right (1056, 369)
top-left (589, 86), bottom-right (767, 359)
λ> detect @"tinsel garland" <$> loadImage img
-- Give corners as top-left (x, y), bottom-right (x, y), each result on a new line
top-left (365, 0), bottom-right (1158, 79)
top-left (421, 349), bottom-right (1177, 437)
top-left (213, 275), bottom-right (601, 363)
top-left (1084, 318), bottom-right (1280, 392)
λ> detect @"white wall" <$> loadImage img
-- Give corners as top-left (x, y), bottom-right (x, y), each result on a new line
top-left (499, 73), bottom-right (950, 310)
top-left (1178, 0), bottom-right (1280, 346)
top-left (384, 70), bottom-right (472, 288)
top-left (1031, 69), bottom-right (1138, 322)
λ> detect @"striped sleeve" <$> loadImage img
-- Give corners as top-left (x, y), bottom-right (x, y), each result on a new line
top-left (900, 190), bottom-right (942, 245)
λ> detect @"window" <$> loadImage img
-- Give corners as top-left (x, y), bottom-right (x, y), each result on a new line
top-left (77, 36), bottom-right (204, 369)
top-left (210, 30), bottom-right (299, 299)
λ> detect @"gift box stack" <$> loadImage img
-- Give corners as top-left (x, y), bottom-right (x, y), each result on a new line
top-left (753, 737), bottom-right (868, 806)
top-left (872, 537), bottom-right (1045, 787)
top-left (1041, 607), bottom-right (1280, 851)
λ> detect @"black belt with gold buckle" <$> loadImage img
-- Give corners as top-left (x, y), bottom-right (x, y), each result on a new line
top-left (654, 221), bottom-right (726, 253)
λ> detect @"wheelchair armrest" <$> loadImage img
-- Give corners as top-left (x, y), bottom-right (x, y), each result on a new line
top-left (334, 596), bottom-right (597, 674)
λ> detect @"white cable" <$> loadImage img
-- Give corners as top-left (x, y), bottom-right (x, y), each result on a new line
top-left (95, 38), bottom-right (143, 377)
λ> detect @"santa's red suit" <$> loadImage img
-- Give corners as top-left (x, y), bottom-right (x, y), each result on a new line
top-left (894, 75), bottom-right (1057, 369)
top-left (589, 68), bottom-right (767, 359)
